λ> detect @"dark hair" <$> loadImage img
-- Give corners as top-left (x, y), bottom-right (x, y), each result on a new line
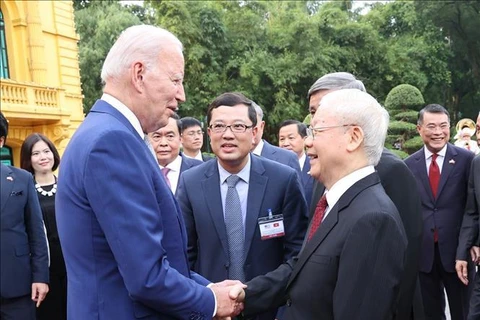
top-left (207, 92), bottom-right (257, 127)
top-left (20, 133), bottom-right (61, 174)
top-left (417, 104), bottom-right (450, 125)
top-left (0, 112), bottom-right (8, 139)
top-left (170, 113), bottom-right (182, 133)
top-left (279, 119), bottom-right (307, 138)
top-left (180, 117), bottom-right (202, 133)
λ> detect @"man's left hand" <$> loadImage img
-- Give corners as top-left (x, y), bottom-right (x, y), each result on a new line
top-left (31, 283), bottom-right (49, 307)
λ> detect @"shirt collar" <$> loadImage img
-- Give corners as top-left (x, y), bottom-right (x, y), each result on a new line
top-left (325, 166), bottom-right (375, 209)
top-left (218, 154), bottom-right (251, 185)
top-left (298, 152), bottom-right (306, 170)
top-left (252, 139), bottom-right (264, 156)
top-left (161, 155), bottom-right (182, 172)
top-left (424, 144), bottom-right (447, 160)
top-left (101, 93), bottom-right (144, 139)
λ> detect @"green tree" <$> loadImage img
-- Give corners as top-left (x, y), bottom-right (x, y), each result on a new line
top-left (74, 1), bottom-right (141, 113)
top-left (385, 84), bottom-right (425, 156)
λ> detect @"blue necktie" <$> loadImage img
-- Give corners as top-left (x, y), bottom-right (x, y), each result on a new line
top-left (225, 175), bottom-right (245, 282)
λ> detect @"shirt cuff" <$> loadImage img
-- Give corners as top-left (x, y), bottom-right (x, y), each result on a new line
top-left (207, 283), bottom-right (218, 317)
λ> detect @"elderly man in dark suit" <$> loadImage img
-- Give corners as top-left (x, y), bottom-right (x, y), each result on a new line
top-left (236, 88), bottom-right (407, 319)
top-left (308, 72), bottom-right (424, 320)
top-left (177, 92), bottom-right (308, 320)
top-left (148, 115), bottom-right (202, 195)
top-left (405, 104), bottom-right (474, 320)
top-left (0, 112), bottom-right (49, 319)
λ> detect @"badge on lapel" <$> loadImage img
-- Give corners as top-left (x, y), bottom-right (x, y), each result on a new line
top-left (6, 176), bottom-right (13, 181)
top-left (449, 159), bottom-right (455, 164)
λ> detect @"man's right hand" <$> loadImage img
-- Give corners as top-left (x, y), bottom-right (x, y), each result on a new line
top-left (211, 281), bottom-right (246, 318)
top-left (455, 260), bottom-right (469, 285)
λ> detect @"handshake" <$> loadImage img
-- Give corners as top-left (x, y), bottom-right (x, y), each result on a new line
top-left (210, 280), bottom-right (247, 319)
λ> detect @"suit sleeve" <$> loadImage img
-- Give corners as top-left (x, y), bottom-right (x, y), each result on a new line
top-left (456, 158), bottom-right (479, 260)
top-left (243, 257), bottom-right (297, 316)
top-left (84, 131), bottom-right (214, 319)
top-left (25, 172), bottom-right (50, 284)
top-left (333, 212), bottom-right (407, 320)
top-left (176, 173), bottom-right (198, 270)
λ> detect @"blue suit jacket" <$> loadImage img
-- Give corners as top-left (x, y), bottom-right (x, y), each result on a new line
top-left (177, 154), bottom-right (308, 281)
top-left (175, 154), bottom-right (203, 194)
top-left (56, 100), bottom-right (214, 320)
top-left (261, 141), bottom-right (302, 178)
top-left (300, 157), bottom-right (314, 210)
top-left (1, 164), bottom-right (49, 298)
top-left (405, 143), bottom-right (474, 273)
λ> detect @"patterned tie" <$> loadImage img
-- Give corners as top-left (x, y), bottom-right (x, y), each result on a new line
top-left (224, 175), bottom-right (245, 282)
top-left (161, 167), bottom-right (171, 188)
top-left (429, 153), bottom-right (440, 242)
top-left (307, 194), bottom-right (328, 242)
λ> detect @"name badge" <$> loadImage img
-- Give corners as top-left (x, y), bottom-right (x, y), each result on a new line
top-left (258, 209), bottom-right (285, 240)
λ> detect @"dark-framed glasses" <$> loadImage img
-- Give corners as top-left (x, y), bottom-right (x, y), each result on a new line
top-left (209, 123), bottom-right (254, 133)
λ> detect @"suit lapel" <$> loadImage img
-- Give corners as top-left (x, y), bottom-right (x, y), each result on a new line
top-left (0, 165), bottom-right (14, 213)
top-left (244, 157), bottom-right (267, 257)
top-left (436, 144), bottom-right (457, 199)
top-left (301, 157), bottom-right (310, 184)
top-left (414, 149), bottom-right (435, 202)
top-left (202, 162), bottom-right (229, 256)
top-left (309, 182), bottom-right (326, 220)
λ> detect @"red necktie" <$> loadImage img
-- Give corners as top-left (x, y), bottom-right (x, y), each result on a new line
top-left (429, 154), bottom-right (440, 242)
top-left (161, 167), bottom-right (171, 188)
top-left (307, 195), bottom-right (328, 242)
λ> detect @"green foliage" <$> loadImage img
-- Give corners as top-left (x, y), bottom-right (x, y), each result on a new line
top-left (390, 149), bottom-right (410, 160)
top-left (393, 110), bottom-right (419, 123)
top-left (388, 120), bottom-right (417, 135)
top-left (74, 1), bottom-right (141, 113)
top-left (403, 136), bottom-right (424, 154)
top-left (384, 84), bottom-right (425, 111)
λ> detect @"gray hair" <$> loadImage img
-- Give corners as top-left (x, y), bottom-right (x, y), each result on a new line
top-left (101, 25), bottom-right (183, 83)
top-left (308, 72), bottom-right (366, 99)
top-left (319, 89), bottom-right (389, 166)
top-left (252, 101), bottom-right (264, 121)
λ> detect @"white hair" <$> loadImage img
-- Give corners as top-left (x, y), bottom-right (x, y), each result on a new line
top-left (319, 89), bottom-right (389, 166)
top-left (101, 25), bottom-right (183, 83)
top-left (252, 101), bottom-right (264, 120)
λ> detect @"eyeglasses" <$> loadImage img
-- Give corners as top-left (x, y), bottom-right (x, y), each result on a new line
top-left (150, 133), bottom-right (177, 142)
top-left (306, 124), bottom-right (355, 140)
top-left (183, 130), bottom-right (203, 137)
top-left (423, 123), bottom-right (450, 132)
top-left (209, 123), bottom-right (254, 133)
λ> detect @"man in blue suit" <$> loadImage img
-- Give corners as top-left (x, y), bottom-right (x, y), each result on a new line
top-left (251, 102), bottom-right (303, 181)
top-left (405, 104), bottom-right (474, 320)
top-left (0, 112), bottom-right (49, 319)
top-left (177, 92), bottom-right (308, 320)
top-left (148, 115), bottom-right (202, 195)
top-left (55, 25), bottom-right (243, 320)
top-left (278, 119), bottom-right (314, 209)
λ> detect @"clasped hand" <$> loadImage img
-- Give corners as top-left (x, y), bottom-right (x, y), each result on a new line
top-left (211, 280), bottom-right (247, 319)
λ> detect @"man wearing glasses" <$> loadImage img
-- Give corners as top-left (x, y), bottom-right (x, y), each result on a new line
top-left (148, 115), bottom-right (202, 195)
top-left (176, 92), bottom-right (308, 320)
top-left (180, 117), bottom-right (214, 162)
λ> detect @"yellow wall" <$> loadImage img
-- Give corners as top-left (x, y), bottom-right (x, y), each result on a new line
top-left (0, 0), bottom-right (83, 167)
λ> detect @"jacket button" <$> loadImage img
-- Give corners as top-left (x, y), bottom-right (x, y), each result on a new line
top-left (286, 299), bottom-right (292, 307)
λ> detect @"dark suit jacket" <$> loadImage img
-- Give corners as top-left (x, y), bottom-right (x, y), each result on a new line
top-left (0, 164), bottom-right (49, 298)
top-left (456, 155), bottom-right (480, 260)
top-left (175, 154), bottom-right (203, 194)
top-left (177, 155), bottom-right (308, 318)
top-left (300, 157), bottom-right (314, 211)
top-left (405, 143), bottom-right (474, 273)
top-left (310, 149), bottom-right (424, 319)
top-left (56, 100), bottom-right (214, 320)
top-left (201, 153), bottom-right (214, 162)
top-left (245, 172), bottom-right (407, 319)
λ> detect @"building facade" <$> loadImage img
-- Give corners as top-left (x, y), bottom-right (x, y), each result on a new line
top-left (0, 0), bottom-right (83, 166)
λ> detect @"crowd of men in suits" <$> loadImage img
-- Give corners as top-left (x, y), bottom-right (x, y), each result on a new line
top-left (2, 23), bottom-right (480, 320)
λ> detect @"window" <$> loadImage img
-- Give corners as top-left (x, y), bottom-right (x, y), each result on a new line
top-left (1, 145), bottom-right (13, 166)
top-left (0, 9), bottom-right (9, 79)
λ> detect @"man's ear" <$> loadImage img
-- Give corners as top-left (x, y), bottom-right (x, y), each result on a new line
top-left (346, 126), bottom-right (364, 152)
top-left (131, 61), bottom-right (146, 93)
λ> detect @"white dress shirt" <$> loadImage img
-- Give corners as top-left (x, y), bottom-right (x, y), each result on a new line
top-left (424, 144), bottom-right (447, 174)
top-left (252, 139), bottom-right (264, 156)
top-left (160, 155), bottom-right (182, 194)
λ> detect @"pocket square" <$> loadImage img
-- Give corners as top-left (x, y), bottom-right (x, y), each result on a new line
top-left (10, 191), bottom-right (23, 196)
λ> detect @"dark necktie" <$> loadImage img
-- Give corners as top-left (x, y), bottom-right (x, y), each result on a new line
top-left (429, 153), bottom-right (440, 242)
top-left (429, 153), bottom-right (440, 198)
top-left (161, 167), bottom-right (171, 188)
top-left (224, 175), bottom-right (245, 282)
top-left (307, 194), bottom-right (328, 242)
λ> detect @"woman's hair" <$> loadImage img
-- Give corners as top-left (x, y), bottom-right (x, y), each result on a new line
top-left (20, 133), bottom-right (60, 174)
